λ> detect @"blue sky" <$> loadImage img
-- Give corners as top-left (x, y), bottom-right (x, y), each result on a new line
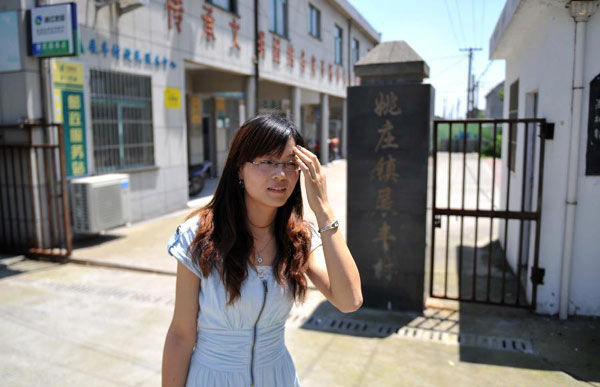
top-left (348, 0), bottom-right (507, 118)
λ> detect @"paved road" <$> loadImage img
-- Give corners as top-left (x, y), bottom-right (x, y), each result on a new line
top-left (1, 159), bottom-right (598, 386)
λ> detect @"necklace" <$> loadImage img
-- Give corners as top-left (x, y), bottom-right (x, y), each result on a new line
top-left (254, 234), bottom-right (273, 265)
top-left (248, 217), bottom-right (274, 229)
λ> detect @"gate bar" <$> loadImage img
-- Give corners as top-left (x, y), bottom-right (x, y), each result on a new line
top-left (472, 122), bottom-right (483, 300)
top-left (459, 123), bottom-right (467, 298)
top-left (486, 122), bottom-right (498, 302)
top-left (516, 123), bottom-right (530, 305)
top-left (500, 122), bottom-right (514, 303)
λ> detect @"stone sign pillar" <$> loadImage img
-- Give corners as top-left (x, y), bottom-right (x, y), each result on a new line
top-left (347, 41), bottom-right (434, 311)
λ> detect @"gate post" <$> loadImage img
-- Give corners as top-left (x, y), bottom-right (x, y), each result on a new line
top-left (347, 41), bottom-right (434, 311)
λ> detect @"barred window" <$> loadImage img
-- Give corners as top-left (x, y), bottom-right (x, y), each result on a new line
top-left (90, 70), bottom-right (155, 173)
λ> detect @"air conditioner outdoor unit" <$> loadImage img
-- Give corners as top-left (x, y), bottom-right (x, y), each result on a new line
top-left (71, 174), bottom-right (131, 234)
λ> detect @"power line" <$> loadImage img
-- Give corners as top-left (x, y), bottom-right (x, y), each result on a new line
top-left (444, 0), bottom-right (462, 49)
top-left (471, 0), bottom-right (477, 47)
top-left (453, 0), bottom-right (468, 47)
top-left (436, 55), bottom-right (466, 77)
top-left (427, 54), bottom-right (464, 61)
top-left (476, 60), bottom-right (494, 82)
top-left (480, 0), bottom-right (486, 49)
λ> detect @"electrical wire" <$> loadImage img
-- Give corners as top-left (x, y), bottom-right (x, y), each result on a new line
top-left (471, 0), bottom-right (477, 48)
top-left (444, 0), bottom-right (463, 49)
top-left (435, 55), bottom-right (466, 77)
top-left (453, 0), bottom-right (468, 47)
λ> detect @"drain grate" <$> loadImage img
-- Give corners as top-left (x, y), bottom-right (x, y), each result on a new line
top-left (286, 312), bottom-right (534, 354)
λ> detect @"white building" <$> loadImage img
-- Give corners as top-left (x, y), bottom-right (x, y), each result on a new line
top-left (490, 0), bottom-right (600, 317)
top-left (0, 0), bottom-right (379, 223)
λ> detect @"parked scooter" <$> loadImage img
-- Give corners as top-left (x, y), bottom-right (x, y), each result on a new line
top-left (188, 161), bottom-right (212, 197)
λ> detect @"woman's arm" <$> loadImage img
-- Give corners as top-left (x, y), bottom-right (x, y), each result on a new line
top-left (162, 262), bottom-right (200, 387)
top-left (305, 210), bottom-right (363, 313)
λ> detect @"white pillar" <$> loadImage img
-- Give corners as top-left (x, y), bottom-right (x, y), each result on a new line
top-left (291, 86), bottom-right (301, 131)
top-left (245, 76), bottom-right (256, 120)
top-left (320, 93), bottom-right (329, 165)
top-left (341, 98), bottom-right (348, 158)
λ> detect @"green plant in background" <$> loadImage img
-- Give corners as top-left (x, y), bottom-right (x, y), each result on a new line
top-left (481, 132), bottom-right (502, 158)
top-left (435, 122), bottom-right (502, 157)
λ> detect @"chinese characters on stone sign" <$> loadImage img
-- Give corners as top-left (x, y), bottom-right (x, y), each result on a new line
top-left (375, 91), bottom-right (402, 117)
top-left (371, 91), bottom-right (403, 280)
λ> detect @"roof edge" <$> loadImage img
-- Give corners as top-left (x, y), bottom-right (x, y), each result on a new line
top-left (326, 0), bottom-right (382, 43)
top-left (489, 0), bottom-right (524, 59)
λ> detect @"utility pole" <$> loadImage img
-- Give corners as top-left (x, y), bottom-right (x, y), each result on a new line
top-left (460, 47), bottom-right (481, 118)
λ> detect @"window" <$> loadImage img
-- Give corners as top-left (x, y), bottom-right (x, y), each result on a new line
top-left (90, 70), bottom-right (154, 173)
top-left (352, 38), bottom-right (359, 64)
top-left (508, 80), bottom-right (519, 172)
top-left (334, 25), bottom-right (343, 65)
top-left (308, 4), bottom-right (320, 38)
top-left (270, 0), bottom-right (288, 37)
top-left (207, 0), bottom-right (237, 13)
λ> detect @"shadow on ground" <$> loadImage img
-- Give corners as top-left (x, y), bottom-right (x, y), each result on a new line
top-left (72, 234), bottom-right (122, 249)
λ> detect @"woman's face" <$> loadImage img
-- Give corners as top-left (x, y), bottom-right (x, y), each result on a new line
top-left (239, 137), bottom-right (300, 210)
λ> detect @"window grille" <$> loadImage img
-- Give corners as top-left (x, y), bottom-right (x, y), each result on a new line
top-left (90, 69), bottom-right (155, 173)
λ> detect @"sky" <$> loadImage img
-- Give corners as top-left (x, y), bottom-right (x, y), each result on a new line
top-left (348, 0), bottom-right (507, 118)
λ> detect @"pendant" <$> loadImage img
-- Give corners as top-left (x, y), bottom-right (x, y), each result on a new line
top-left (257, 255), bottom-right (263, 264)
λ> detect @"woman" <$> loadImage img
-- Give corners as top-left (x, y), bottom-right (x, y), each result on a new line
top-left (162, 114), bottom-right (362, 386)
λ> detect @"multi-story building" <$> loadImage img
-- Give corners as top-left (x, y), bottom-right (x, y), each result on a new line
top-left (0, 0), bottom-right (380, 223)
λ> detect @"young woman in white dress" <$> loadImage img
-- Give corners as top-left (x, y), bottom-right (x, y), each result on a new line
top-left (162, 114), bottom-right (362, 386)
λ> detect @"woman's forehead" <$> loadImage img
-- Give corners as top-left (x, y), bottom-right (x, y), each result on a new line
top-left (258, 138), bottom-right (296, 159)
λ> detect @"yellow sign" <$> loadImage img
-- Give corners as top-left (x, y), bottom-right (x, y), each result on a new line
top-left (52, 60), bottom-right (83, 86)
top-left (215, 97), bottom-right (225, 113)
top-left (189, 96), bottom-right (203, 125)
top-left (52, 60), bottom-right (83, 123)
top-left (165, 87), bottom-right (181, 109)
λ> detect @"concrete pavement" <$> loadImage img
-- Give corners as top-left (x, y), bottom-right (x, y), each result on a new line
top-left (1, 159), bottom-right (599, 386)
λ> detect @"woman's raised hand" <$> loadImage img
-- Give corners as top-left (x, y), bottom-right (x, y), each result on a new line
top-left (292, 145), bottom-right (332, 219)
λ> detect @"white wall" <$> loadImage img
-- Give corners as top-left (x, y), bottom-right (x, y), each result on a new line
top-left (498, 1), bottom-right (600, 316)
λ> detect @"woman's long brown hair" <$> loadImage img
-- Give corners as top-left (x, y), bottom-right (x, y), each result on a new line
top-left (186, 113), bottom-right (313, 305)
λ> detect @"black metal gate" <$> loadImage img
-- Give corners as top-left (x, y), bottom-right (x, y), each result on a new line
top-left (429, 119), bottom-right (553, 308)
top-left (0, 121), bottom-right (72, 257)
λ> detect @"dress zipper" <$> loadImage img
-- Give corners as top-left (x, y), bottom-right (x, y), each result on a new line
top-left (250, 279), bottom-right (268, 387)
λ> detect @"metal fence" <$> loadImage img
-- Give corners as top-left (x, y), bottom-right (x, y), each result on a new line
top-left (0, 121), bottom-right (72, 257)
top-left (430, 119), bottom-right (553, 308)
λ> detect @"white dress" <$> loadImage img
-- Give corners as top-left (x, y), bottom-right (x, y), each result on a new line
top-left (167, 215), bottom-right (322, 387)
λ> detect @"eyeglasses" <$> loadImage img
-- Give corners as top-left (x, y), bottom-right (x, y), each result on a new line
top-left (248, 160), bottom-right (301, 173)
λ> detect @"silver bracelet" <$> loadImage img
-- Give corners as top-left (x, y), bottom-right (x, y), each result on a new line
top-left (318, 219), bottom-right (339, 234)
